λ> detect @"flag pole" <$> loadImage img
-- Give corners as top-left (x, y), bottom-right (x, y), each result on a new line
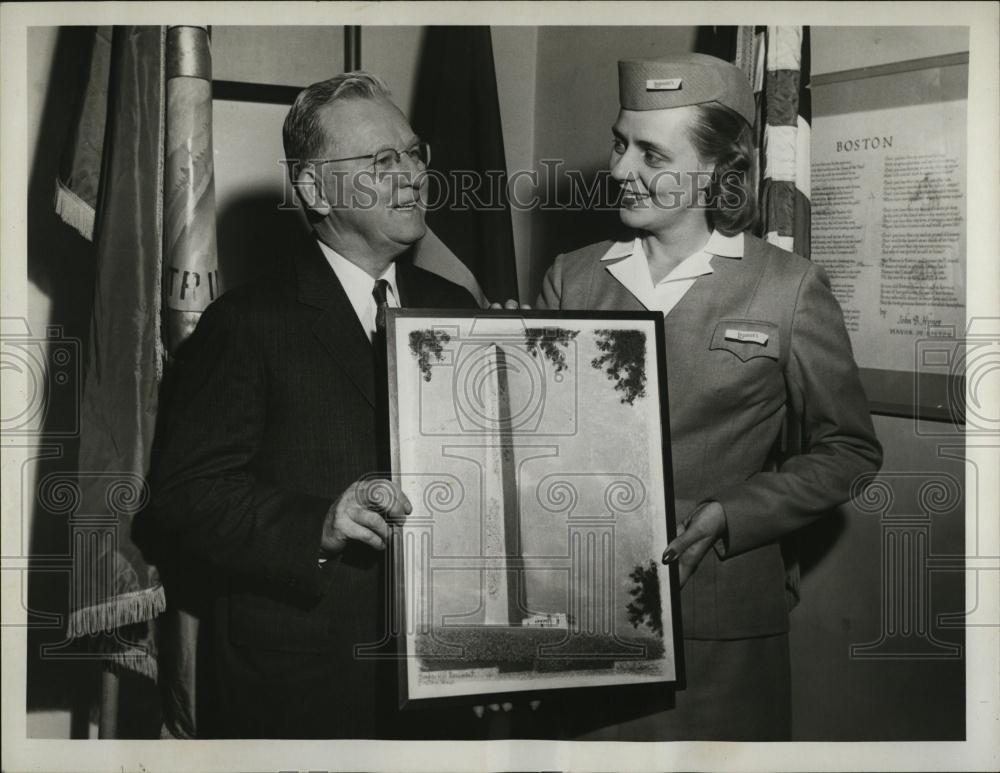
top-left (98, 669), bottom-right (119, 738)
top-left (345, 26), bottom-right (361, 71)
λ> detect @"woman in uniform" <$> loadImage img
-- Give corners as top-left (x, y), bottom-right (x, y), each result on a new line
top-left (535, 53), bottom-right (882, 740)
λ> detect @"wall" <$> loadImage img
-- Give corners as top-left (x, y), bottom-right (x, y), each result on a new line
top-left (789, 416), bottom-right (966, 740)
top-left (812, 26), bottom-right (972, 75)
top-left (211, 26), bottom-right (338, 289)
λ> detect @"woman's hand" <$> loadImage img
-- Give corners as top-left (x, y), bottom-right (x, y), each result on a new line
top-left (661, 500), bottom-right (727, 587)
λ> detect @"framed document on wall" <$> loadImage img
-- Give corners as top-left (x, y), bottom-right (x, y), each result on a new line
top-left (811, 53), bottom-right (968, 421)
top-left (385, 309), bottom-right (682, 706)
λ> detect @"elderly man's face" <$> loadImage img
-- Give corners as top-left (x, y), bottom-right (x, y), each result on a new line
top-left (313, 97), bottom-right (426, 265)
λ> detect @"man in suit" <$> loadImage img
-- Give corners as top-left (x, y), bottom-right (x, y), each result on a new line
top-left (145, 72), bottom-right (480, 738)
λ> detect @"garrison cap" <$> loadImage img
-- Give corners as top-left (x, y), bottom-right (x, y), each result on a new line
top-left (618, 53), bottom-right (755, 126)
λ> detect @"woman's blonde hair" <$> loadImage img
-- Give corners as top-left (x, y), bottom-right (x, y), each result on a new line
top-left (687, 104), bottom-right (758, 235)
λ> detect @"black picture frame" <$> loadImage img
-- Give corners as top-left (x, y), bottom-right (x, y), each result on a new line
top-left (385, 308), bottom-right (683, 708)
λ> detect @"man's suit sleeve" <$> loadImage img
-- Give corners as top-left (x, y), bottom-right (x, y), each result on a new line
top-left (148, 299), bottom-right (333, 599)
top-left (713, 262), bottom-right (883, 557)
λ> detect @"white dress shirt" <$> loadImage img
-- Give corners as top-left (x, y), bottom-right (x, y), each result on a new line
top-left (601, 230), bottom-right (745, 316)
top-left (316, 239), bottom-right (401, 341)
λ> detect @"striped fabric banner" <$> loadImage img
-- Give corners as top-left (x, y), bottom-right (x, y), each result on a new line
top-left (737, 26), bottom-right (812, 257)
top-left (732, 27), bottom-right (812, 612)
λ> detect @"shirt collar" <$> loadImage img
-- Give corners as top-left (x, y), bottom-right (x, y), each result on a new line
top-left (704, 230), bottom-right (744, 258)
top-left (316, 238), bottom-right (399, 306)
top-left (600, 230), bottom-right (744, 262)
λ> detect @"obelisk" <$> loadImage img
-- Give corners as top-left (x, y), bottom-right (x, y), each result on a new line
top-left (482, 344), bottom-right (520, 626)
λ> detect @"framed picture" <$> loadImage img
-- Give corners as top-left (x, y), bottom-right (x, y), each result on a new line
top-left (386, 309), bottom-right (682, 706)
top-left (811, 53), bottom-right (968, 422)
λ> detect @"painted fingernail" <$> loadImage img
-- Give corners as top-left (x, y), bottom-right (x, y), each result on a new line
top-left (662, 548), bottom-right (677, 564)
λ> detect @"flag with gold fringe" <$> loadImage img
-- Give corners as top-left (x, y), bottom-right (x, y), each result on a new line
top-left (736, 25), bottom-right (812, 257)
top-left (55, 25), bottom-right (220, 715)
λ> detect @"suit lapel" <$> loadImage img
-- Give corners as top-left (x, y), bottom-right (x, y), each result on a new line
top-left (296, 240), bottom-right (376, 407)
top-left (595, 257), bottom-right (648, 312)
top-left (665, 238), bottom-right (753, 320)
top-left (395, 257), bottom-right (436, 307)
top-left (394, 259), bottom-right (418, 307)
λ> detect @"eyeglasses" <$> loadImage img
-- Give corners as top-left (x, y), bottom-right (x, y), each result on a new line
top-left (314, 140), bottom-right (431, 179)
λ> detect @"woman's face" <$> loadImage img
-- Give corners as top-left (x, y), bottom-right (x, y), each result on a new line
top-left (609, 105), bottom-right (714, 234)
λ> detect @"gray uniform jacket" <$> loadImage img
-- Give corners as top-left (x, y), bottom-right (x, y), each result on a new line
top-left (536, 232), bottom-right (882, 639)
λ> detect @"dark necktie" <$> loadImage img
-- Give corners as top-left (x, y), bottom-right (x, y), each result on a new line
top-left (372, 278), bottom-right (390, 336)
top-left (370, 279), bottom-right (390, 478)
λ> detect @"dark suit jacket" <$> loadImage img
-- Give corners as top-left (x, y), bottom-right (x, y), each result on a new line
top-left (146, 239), bottom-right (479, 738)
top-left (537, 232), bottom-right (883, 640)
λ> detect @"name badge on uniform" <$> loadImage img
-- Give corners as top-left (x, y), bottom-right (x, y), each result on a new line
top-left (725, 328), bottom-right (769, 346)
top-left (646, 78), bottom-right (682, 91)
